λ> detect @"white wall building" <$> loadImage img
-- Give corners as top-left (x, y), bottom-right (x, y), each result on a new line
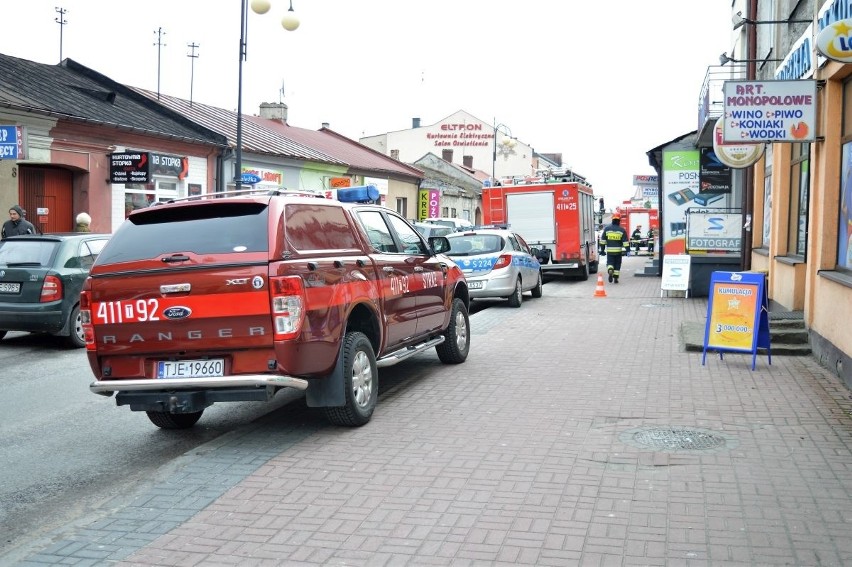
top-left (360, 110), bottom-right (535, 183)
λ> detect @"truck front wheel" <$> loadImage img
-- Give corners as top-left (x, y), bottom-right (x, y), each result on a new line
top-left (436, 298), bottom-right (470, 364)
top-left (146, 410), bottom-right (203, 429)
top-left (324, 331), bottom-right (377, 427)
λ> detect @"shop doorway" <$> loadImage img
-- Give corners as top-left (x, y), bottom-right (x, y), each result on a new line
top-left (18, 166), bottom-right (73, 233)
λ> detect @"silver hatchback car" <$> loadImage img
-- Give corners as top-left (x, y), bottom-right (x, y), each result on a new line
top-left (445, 228), bottom-right (542, 307)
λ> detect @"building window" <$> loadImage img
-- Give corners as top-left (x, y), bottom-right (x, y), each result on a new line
top-left (451, 208), bottom-right (457, 218)
top-left (396, 197), bottom-right (407, 218)
top-left (441, 207), bottom-right (449, 217)
top-left (838, 78), bottom-right (852, 269)
top-left (787, 143), bottom-right (809, 257)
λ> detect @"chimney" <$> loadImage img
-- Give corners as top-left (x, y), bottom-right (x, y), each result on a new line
top-left (259, 102), bottom-right (288, 122)
top-left (463, 155), bottom-right (473, 168)
top-left (321, 122), bottom-right (330, 129)
top-left (442, 149), bottom-right (453, 162)
top-left (412, 117), bottom-right (421, 128)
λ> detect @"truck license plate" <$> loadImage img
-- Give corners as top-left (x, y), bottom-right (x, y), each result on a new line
top-left (0, 282), bottom-right (20, 293)
top-left (157, 359), bottom-right (224, 379)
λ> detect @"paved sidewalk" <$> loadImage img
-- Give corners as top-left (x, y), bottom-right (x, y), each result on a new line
top-left (13, 255), bottom-right (852, 566)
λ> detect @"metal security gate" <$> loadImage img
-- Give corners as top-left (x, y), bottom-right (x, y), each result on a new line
top-left (18, 166), bottom-right (73, 233)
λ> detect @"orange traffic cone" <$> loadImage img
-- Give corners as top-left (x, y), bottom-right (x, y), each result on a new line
top-left (594, 272), bottom-right (607, 297)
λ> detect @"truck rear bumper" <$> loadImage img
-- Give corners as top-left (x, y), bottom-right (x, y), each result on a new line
top-left (90, 374), bottom-right (309, 395)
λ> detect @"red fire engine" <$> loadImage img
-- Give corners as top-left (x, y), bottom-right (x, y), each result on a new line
top-left (482, 178), bottom-right (600, 279)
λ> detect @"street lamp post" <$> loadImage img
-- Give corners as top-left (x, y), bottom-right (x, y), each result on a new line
top-left (234, 0), bottom-right (300, 189)
top-left (491, 120), bottom-right (515, 186)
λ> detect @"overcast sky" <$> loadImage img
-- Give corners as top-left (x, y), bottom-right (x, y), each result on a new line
top-left (1, 1), bottom-right (733, 208)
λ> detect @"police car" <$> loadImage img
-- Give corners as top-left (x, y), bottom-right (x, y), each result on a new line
top-left (445, 227), bottom-right (542, 307)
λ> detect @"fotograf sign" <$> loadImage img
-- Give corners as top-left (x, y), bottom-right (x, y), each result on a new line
top-left (722, 80), bottom-right (816, 143)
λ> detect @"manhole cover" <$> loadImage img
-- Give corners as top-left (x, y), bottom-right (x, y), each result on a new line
top-left (620, 426), bottom-right (737, 453)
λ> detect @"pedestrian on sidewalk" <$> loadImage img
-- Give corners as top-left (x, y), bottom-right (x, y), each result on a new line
top-left (600, 213), bottom-right (629, 283)
top-left (2, 204), bottom-right (36, 239)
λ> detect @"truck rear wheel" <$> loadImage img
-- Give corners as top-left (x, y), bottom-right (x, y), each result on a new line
top-left (146, 410), bottom-right (204, 429)
top-left (324, 331), bottom-right (377, 427)
top-left (436, 298), bottom-right (470, 364)
top-left (577, 249), bottom-right (590, 281)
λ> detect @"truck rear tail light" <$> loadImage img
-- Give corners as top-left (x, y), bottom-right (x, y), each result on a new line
top-left (492, 254), bottom-right (512, 270)
top-left (80, 288), bottom-right (96, 349)
top-left (40, 275), bottom-right (62, 302)
top-left (270, 276), bottom-right (305, 340)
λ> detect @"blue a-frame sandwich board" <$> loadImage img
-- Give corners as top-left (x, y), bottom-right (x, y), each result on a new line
top-left (702, 271), bottom-right (771, 371)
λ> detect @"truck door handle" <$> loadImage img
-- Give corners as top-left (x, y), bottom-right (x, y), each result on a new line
top-left (414, 266), bottom-right (424, 272)
top-left (383, 266), bottom-right (395, 273)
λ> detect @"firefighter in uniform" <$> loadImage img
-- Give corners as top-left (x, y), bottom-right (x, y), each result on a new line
top-left (600, 213), bottom-right (629, 283)
top-left (630, 225), bottom-right (643, 255)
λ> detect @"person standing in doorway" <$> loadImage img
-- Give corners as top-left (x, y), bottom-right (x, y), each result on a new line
top-left (600, 213), bottom-right (629, 283)
top-left (2, 205), bottom-right (36, 239)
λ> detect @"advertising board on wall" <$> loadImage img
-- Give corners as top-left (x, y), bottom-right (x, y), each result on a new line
top-left (699, 148), bottom-right (732, 196)
top-left (722, 80), bottom-right (817, 143)
top-left (419, 189), bottom-right (440, 220)
top-left (687, 212), bottom-right (742, 252)
top-left (661, 149), bottom-right (700, 255)
top-left (0, 125), bottom-right (18, 159)
top-left (110, 152), bottom-right (149, 184)
top-left (712, 117), bottom-right (765, 169)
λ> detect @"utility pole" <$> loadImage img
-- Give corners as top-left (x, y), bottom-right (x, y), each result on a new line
top-left (187, 42), bottom-right (199, 107)
top-left (153, 27), bottom-right (167, 100)
top-left (55, 7), bottom-right (67, 63)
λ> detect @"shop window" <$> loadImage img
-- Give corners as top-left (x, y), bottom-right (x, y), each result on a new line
top-left (124, 179), bottom-right (183, 218)
top-left (787, 143), bottom-right (809, 258)
top-left (838, 78), bottom-right (852, 270)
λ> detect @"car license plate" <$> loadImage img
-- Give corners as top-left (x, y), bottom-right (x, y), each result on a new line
top-left (468, 281), bottom-right (484, 290)
top-left (0, 282), bottom-right (20, 293)
top-left (157, 359), bottom-right (224, 379)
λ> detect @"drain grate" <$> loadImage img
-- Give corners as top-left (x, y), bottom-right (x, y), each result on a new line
top-left (619, 426), bottom-right (736, 453)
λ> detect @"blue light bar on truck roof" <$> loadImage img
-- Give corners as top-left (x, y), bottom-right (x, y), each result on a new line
top-left (337, 184), bottom-right (380, 203)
